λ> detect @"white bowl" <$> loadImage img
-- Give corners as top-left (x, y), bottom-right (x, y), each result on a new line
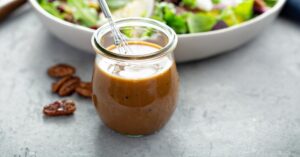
top-left (29, 0), bottom-right (286, 62)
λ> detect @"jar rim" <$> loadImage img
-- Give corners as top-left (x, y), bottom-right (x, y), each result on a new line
top-left (91, 17), bottom-right (177, 60)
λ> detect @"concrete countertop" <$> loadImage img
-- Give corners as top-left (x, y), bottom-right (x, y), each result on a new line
top-left (0, 5), bottom-right (300, 157)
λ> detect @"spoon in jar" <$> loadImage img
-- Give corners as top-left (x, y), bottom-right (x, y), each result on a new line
top-left (97, 0), bottom-right (131, 54)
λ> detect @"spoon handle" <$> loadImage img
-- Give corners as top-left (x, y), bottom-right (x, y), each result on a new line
top-left (98, 0), bottom-right (112, 19)
top-left (97, 0), bottom-right (120, 45)
top-left (0, 0), bottom-right (27, 21)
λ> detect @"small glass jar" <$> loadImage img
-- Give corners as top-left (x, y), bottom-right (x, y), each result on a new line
top-left (91, 18), bottom-right (179, 136)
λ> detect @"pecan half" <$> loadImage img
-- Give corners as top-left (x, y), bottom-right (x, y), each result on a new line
top-left (52, 76), bottom-right (72, 93)
top-left (43, 99), bottom-right (76, 116)
top-left (76, 82), bottom-right (92, 98)
top-left (58, 76), bottom-right (80, 96)
top-left (47, 64), bottom-right (76, 78)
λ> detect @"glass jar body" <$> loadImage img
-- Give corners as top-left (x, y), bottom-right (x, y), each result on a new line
top-left (92, 52), bottom-right (179, 135)
top-left (91, 18), bottom-right (179, 135)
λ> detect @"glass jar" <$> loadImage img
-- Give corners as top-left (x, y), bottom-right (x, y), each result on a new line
top-left (91, 18), bottom-right (179, 136)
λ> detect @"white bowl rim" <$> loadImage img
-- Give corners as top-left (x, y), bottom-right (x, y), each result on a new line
top-left (29, 0), bottom-right (286, 38)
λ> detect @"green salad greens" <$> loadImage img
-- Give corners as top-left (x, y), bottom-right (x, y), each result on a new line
top-left (38, 0), bottom-right (277, 34)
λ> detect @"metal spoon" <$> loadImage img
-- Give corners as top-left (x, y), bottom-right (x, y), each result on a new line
top-left (97, 0), bottom-right (131, 54)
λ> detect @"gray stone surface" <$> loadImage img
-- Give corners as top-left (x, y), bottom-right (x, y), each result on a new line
top-left (1, 4), bottom-right (300, 157)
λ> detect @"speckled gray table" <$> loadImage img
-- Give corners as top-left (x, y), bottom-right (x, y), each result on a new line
top-left (1, 5), bottom-right (300, 157)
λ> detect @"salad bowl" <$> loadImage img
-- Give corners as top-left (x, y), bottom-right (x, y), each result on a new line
top-left (29, 0), bottom-right (286, 62)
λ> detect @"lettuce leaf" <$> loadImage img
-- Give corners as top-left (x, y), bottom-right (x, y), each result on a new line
top-left (67, 0), bottom-right (98, 27)
top-left (39, 0), bottom-right (63, 19)
top-left (152, 3), bottom-right (188, 34)
top-left (187, 13), bottom-right (217, 33)
top-left (181, 0), bottom-right (197, 8)
top-left (212, 0), bottom-right (221, 4)
top-left (220, 0), bottom-right (254, 26)
top-left (220, 7), bottom-right (240, 26)
top-left (234, 0), bottom-right (254, 21)
top-left (106, 0), bottom-right (132, 10)
top-left (264, 0), bottom-right (277, 7)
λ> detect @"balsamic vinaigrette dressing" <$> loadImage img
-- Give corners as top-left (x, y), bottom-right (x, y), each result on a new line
top-left (92, 41), bottom-right (179, 135)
